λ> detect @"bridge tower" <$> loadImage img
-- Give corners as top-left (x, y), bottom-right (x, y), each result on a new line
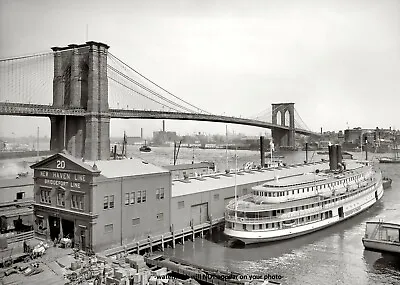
top-left (271, 103), bottom-right (295, 149)
top-left (50, 42), bottom-right (110, 161)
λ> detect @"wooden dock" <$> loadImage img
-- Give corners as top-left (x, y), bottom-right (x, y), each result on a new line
top-left (102, 218), bottom-right (225, 258)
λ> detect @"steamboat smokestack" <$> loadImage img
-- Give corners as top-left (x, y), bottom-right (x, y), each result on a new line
top-left (140, 128), bottom-right (143, 139)
top-left (260, 136), bottom-right (265, 167)
top-left (336, 144), bottom-right (342, 165)
top-left (328, 144), bottom-right (338, 171)
top-left (163, 120), bottom-right (165, 132)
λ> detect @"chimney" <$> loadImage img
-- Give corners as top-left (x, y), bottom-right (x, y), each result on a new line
top-left (140, 128), bottom-right (143, 139)
top-left (260, 136), bottom-right (265, 167)
top-left (162, 120), bottom-right (165, 132)
top-left (328, 144), bottom-right (338, 171)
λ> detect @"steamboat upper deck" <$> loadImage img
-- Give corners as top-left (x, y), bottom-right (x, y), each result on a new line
top-left (226, 160), bottom-right (376, 212)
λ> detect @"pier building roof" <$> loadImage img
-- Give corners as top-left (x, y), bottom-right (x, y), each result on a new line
top-left (163, 162), bottom-right (212, 171)
top-left (84, 158), bottom-right (169, 179)
top-left (30, 151), bottom-right (169, 179)
top-left (171, 161), bottom-right (332, 197)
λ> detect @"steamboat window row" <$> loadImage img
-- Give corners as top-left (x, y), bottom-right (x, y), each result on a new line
top-left (226, 210), bottom-right (334, 231)
top-left (256, 174), bottom-right (367, 197)
top-left (228, 184), bottom-right (372, 219)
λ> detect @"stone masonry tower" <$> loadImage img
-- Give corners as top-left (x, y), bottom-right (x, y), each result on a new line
top-left (50, 41), bottom-right (110, 161)
top-left (271, 103), bottom-right (295, 149)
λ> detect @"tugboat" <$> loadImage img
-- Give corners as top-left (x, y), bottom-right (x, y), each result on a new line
top-left (139, 140), bottom-right (152, 153)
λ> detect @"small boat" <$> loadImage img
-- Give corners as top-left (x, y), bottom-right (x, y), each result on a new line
top-left (382, 177), bottom-right (392, 189)
top-left (16, 171), bottom-right (29, 179)
top-left (139, 145), bottom-right (152, 152)
top-left (380, 144), bottom-right (400, 163)
top-left (379, 157), bottom-right (400, 163)
top-left (362, 220), bottom-right (400, 254)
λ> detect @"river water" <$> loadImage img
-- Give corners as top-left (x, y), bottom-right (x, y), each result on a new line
top-left (1, 146), bottom-right (399, 284)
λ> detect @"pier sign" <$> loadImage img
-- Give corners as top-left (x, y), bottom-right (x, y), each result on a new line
top-left (38, 170), bottom-right (86, 189)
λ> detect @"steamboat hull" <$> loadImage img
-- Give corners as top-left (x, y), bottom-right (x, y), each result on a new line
top-left (224, 182), bottom-right (383, 245)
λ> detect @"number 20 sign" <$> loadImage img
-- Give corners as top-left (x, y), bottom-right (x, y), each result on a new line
top-left (56, 160), bottom-right (66, 169)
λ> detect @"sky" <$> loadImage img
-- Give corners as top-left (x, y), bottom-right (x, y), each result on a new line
top-left (1, 0), bottom-right (400, 138)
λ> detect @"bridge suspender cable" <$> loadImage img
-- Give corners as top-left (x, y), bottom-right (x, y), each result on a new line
top-left (107, 64), bottom-right (195, 113)
top-left (108, 76), bottom-right (181, 113)
top-left (108, 53), bottom-right (212, 115)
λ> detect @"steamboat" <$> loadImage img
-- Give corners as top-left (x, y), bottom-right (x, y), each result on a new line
top-left (224, 144), bottom-right (384, 245)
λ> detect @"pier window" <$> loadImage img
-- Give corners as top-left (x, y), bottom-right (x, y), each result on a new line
top-left (178, 201), bottom-right (185, 209)
top-left (157, 213), bottom-right (164, 221)
top-left (156, 188), bottom-right (165, 200)
top-left (259, 224), bottom-right (263, 230)
top-left (109, 195), bottom-right (115, 208)
top-left (125, 193), bottom-right (130, 205)
top-left (160, 188), bottom-right (165, 199)
top-left (137, 191), bottom-right (142, 203)
top-left (104, 224), bottom-right (113, 233)
top-left (142, 190), bottom-right (147, 203)
top-left (40, 187), bottom-right (51, 204)
top-left (56, 189), bottom-right (65, 207)
top-left (130, 192), bottom-right (135, 204)
top-left (214, 194), bottom-right (220, 201)
top-left (132, 218), bottom-right (140, 226)
top-left (71, 194), bottom-right (84, 210)
top-left (104, 196), bottom-right (109, 209)
top-left (16, 192), bottom-right (25, 200)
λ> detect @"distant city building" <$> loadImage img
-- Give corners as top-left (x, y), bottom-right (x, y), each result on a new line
top-left (153, 131), bottom-right (178, 145)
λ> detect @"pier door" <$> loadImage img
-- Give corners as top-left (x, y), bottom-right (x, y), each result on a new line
top-left (191, 203), bottom-right (208, 226)
top-left (48, 216), bottom-right (60, 241)
top-left (338, 207), bottom-right (344, 219)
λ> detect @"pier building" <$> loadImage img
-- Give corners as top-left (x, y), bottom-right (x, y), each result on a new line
top-left (29, 149), bottom-right (328, 256)
top-left (30, 151), bottom-right (171, 252)
top-left (0, 177), bottom-right (34, 234)
top-left (163, 162), bottom-right (215, 180)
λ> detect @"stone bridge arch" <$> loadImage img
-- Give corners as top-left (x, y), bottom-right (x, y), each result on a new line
top-left (271, 103), bottom-right (295, 149)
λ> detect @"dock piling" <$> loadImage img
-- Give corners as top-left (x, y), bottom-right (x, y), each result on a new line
top-left (161, 235), bottom-right (164, 251)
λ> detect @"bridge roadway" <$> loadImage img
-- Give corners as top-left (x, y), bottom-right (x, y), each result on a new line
top-left (0, 102), bottom-right (317, 136)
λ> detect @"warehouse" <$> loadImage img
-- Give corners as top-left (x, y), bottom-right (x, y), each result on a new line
top-left (30, 151), bottom-right (171, 252)
top-left (163, 162), bottom-right (215, 180)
